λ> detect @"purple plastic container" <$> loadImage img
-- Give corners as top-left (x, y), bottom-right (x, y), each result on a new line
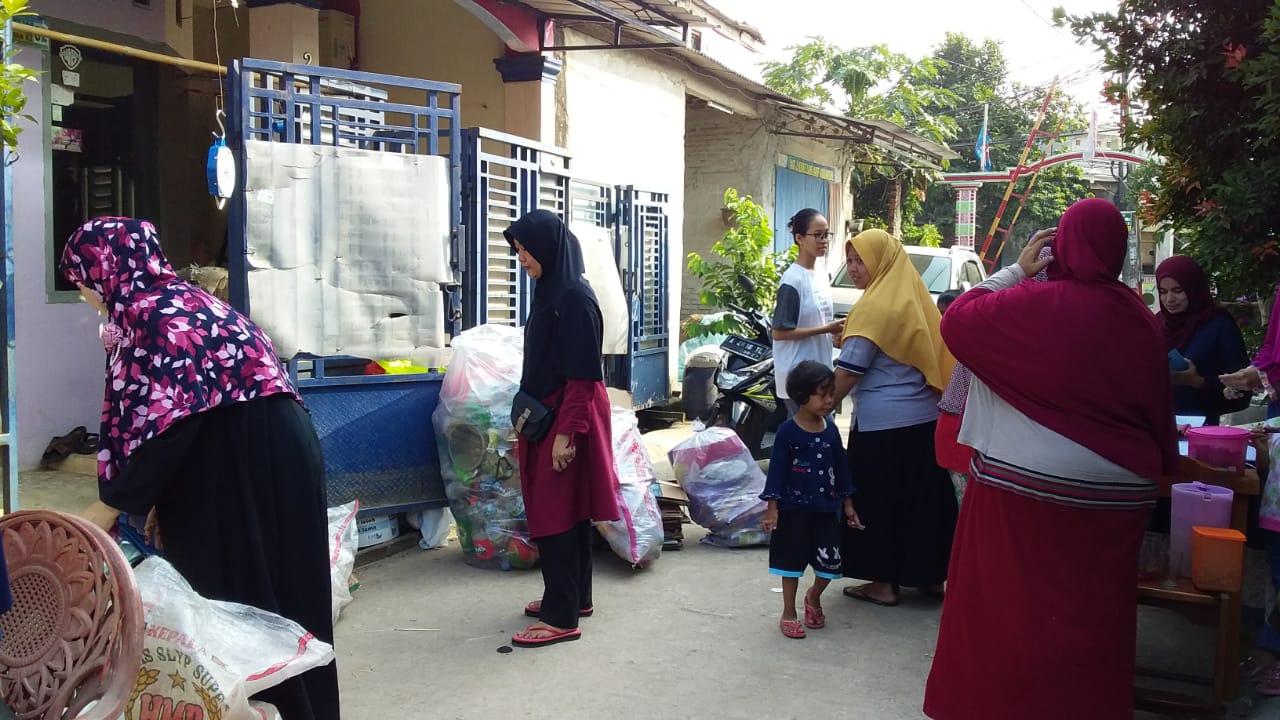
top-left (1186, 426), bottom-right (1251, 472)
top-left (1170, 482), bottom-right (1234, 576)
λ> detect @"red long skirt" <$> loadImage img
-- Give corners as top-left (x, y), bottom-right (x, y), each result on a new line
top-left (924, 479), bottom-right (1149, 720)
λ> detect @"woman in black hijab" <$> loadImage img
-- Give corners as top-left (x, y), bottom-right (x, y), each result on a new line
top-left (504, 210), bottom-right (621, 648)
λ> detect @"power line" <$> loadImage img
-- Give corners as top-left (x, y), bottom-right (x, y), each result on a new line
top-left (1016, 0), bottom-right (1078, 42)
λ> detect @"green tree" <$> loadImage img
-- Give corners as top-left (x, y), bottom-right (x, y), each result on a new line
top-left (1059, 1), bottom-right (1280, 311)
top-left (914, 33), bottom-right (1091, 249)
top-left (685, 189), bottom-right (794, 337)
top-left (901, 223), bottom-right (944, 248)
top-left (763, 39), bottom-right (960, 229)
top-left (763, 40), bottom-right (959, 144)
top-left (1, 0), bottom-right (38, 154)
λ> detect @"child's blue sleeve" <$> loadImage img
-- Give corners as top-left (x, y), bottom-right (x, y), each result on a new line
top-left (828, 423), bottom-right (855, 495)
top-left (760, 422), bottom-right (793, 501)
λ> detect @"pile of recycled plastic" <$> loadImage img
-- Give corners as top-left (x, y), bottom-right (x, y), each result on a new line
top-left (432, 324), bottom-right (538, 570)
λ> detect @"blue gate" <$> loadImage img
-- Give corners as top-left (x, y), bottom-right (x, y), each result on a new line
top-left (460, 128), bottom-right (570, 328)
top-left (460, 134), bottom-right (671, 409)
top-left (225, 59), bottom-right (462, 515)
top-left (615, 187), bottom-right (671, 409)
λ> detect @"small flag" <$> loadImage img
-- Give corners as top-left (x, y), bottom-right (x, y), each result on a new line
top-left (1082, 107), bottom-right (1099, 161)
top-left (975, 104), bottom-right (991, 172)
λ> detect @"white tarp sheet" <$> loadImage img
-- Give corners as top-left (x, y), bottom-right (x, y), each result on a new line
top-left (572, 221), bottom-right (629, 356)
top-left (243, 139), bottom-right (452, 359)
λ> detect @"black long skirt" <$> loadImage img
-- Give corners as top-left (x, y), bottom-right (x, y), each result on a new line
top-left (841, 420), bottom-right (958, 589)
top-left (102, 394), bottom-right (340, 720)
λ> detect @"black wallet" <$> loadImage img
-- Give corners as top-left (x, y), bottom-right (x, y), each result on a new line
top-left (511, 389), bottom-right (555, 442)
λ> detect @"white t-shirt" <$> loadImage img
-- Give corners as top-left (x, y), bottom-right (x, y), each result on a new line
top-left (772, 261), bottom-right (835, 399)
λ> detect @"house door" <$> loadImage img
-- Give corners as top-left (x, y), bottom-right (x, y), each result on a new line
top-left (49, 45), bottom-right (158, 291)
top-left (773, 162), bottom-right (831, 254)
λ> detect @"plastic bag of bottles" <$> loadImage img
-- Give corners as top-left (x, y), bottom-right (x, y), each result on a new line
top-left (433, 324), bottom-right (538, 570)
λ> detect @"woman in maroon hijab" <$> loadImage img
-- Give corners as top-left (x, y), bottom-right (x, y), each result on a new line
top-left (1156, 256), bottom-right (1249, 425)
top-left (923, 198), bottom-right (1180, 720)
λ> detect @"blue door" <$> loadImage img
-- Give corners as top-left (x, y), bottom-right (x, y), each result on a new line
top-left (774, 164), bottom-right (830, 253)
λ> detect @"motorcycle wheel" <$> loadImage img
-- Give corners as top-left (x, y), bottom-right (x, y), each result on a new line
top-left (737, 408), bottom-right (771, 461)
top-left (703, 397), bottom-right (729, 428)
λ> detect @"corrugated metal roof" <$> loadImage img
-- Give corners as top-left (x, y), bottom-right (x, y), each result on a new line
top-left (511, 0), bottom-right (706, 28)
top-left (510, 1), bottom-right (957, 166)
top-left (670, 47), bottom-right (960, 166)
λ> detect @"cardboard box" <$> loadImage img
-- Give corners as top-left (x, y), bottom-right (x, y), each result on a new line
top-left (652, 480), bottom-right (689, 504)
top-left (357, 513), bottom-right (401, 549)
top-left (319, 10), bottom-right (356, 70)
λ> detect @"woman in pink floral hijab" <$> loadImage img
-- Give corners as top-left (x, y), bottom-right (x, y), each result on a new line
top-left (64, 218), bottom-right (340, 720)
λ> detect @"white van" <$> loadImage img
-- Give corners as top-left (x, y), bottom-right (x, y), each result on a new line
top-left (829, 245), bottom-right (988, 316)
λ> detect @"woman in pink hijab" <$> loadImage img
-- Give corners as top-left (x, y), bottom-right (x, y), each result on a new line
top-left (924, 198), bottom-right (1179, 720)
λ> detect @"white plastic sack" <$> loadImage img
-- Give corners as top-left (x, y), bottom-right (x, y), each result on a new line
top-left (668, 422), bottom-right (770, 547)
top-left (610, 407), bottom-right (656, 487)
top-left (126, 557), bottom-right (335, 720)
top-left (594, 408), bottom-right (663, 567)
top-left (249, 702), bottom-right (282, 720)
top-left (406, 506), bottom-right (454, 550)
top-left (573, 222), bottom-right (629, 355)
top-left (328, 500), bottom-right (359, 625)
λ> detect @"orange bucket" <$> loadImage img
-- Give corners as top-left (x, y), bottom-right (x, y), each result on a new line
top-left (1190, 526), bottom-right (1246, 593)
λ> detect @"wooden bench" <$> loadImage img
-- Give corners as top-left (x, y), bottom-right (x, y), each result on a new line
top-left (1134, 455), bottom-right (1261, 717)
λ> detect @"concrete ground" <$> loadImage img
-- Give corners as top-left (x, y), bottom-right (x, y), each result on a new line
top-left (329, 421), bottom-right (1277, 720)
top-left (14, 432), bottom-right (1280, 718)
top-left (336, 524), bottom-right (1278, 720)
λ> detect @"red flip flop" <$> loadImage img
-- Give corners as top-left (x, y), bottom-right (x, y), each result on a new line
top-left (779, 619), bottom-right (806, 639)
top-left (803, 599), bottom-right (825, 629)
top-left (524, 600), bottom-right (594, 618)
top-left (512, 624), bottom-right (582, 648)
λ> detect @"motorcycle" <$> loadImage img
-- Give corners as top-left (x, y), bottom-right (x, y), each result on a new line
top-left (704, 276), bottom-right (785, 460)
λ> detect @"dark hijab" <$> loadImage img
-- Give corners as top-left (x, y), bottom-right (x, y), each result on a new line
top-left (505, 210), bottom-right (604, 399)
top-left (1156, 256), bottom-right (1221, 352)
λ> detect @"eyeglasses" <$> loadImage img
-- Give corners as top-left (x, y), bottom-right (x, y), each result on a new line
top-left (802, 231), bottom-right (834, 240)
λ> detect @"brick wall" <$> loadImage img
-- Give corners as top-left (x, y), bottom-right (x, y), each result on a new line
top-left (682, 106), bottom-right (855, 319)
top-left (683, 106), bottom-right (772, 316)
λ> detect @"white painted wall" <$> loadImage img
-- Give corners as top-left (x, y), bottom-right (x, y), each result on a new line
top-left (560, 32), bottom-right (686, 385)
top-left (359, 0), bottom-right (508, 131)
top-left (30, 0), bottom-right (166, 44)
top-left (12, 46), bottom-right (108, 470)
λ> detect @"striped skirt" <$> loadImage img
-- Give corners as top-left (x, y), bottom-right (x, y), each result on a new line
top-left (924, 458), bottom-right (1151, 720)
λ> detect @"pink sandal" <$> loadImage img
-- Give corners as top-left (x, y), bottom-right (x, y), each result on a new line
top-left (512, 623), bottom-right (582, 648)
top-left (803, 598), bottom-right (825, 629)
top-left (779, 619), bottom-right (806, 639)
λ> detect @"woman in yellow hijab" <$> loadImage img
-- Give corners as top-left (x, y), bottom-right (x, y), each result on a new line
top-left (832, 229), bottom-right (959, 608)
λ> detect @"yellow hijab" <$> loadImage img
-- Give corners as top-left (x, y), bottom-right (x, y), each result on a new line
top-left (840, 229), bottom-right (954, 392)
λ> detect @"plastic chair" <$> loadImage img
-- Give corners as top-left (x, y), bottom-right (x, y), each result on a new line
top-left (0, 510), bottom-right (143, 719)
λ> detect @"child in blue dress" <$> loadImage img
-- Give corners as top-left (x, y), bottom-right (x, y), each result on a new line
top-left (761, 360), bottom-right (862, 639)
